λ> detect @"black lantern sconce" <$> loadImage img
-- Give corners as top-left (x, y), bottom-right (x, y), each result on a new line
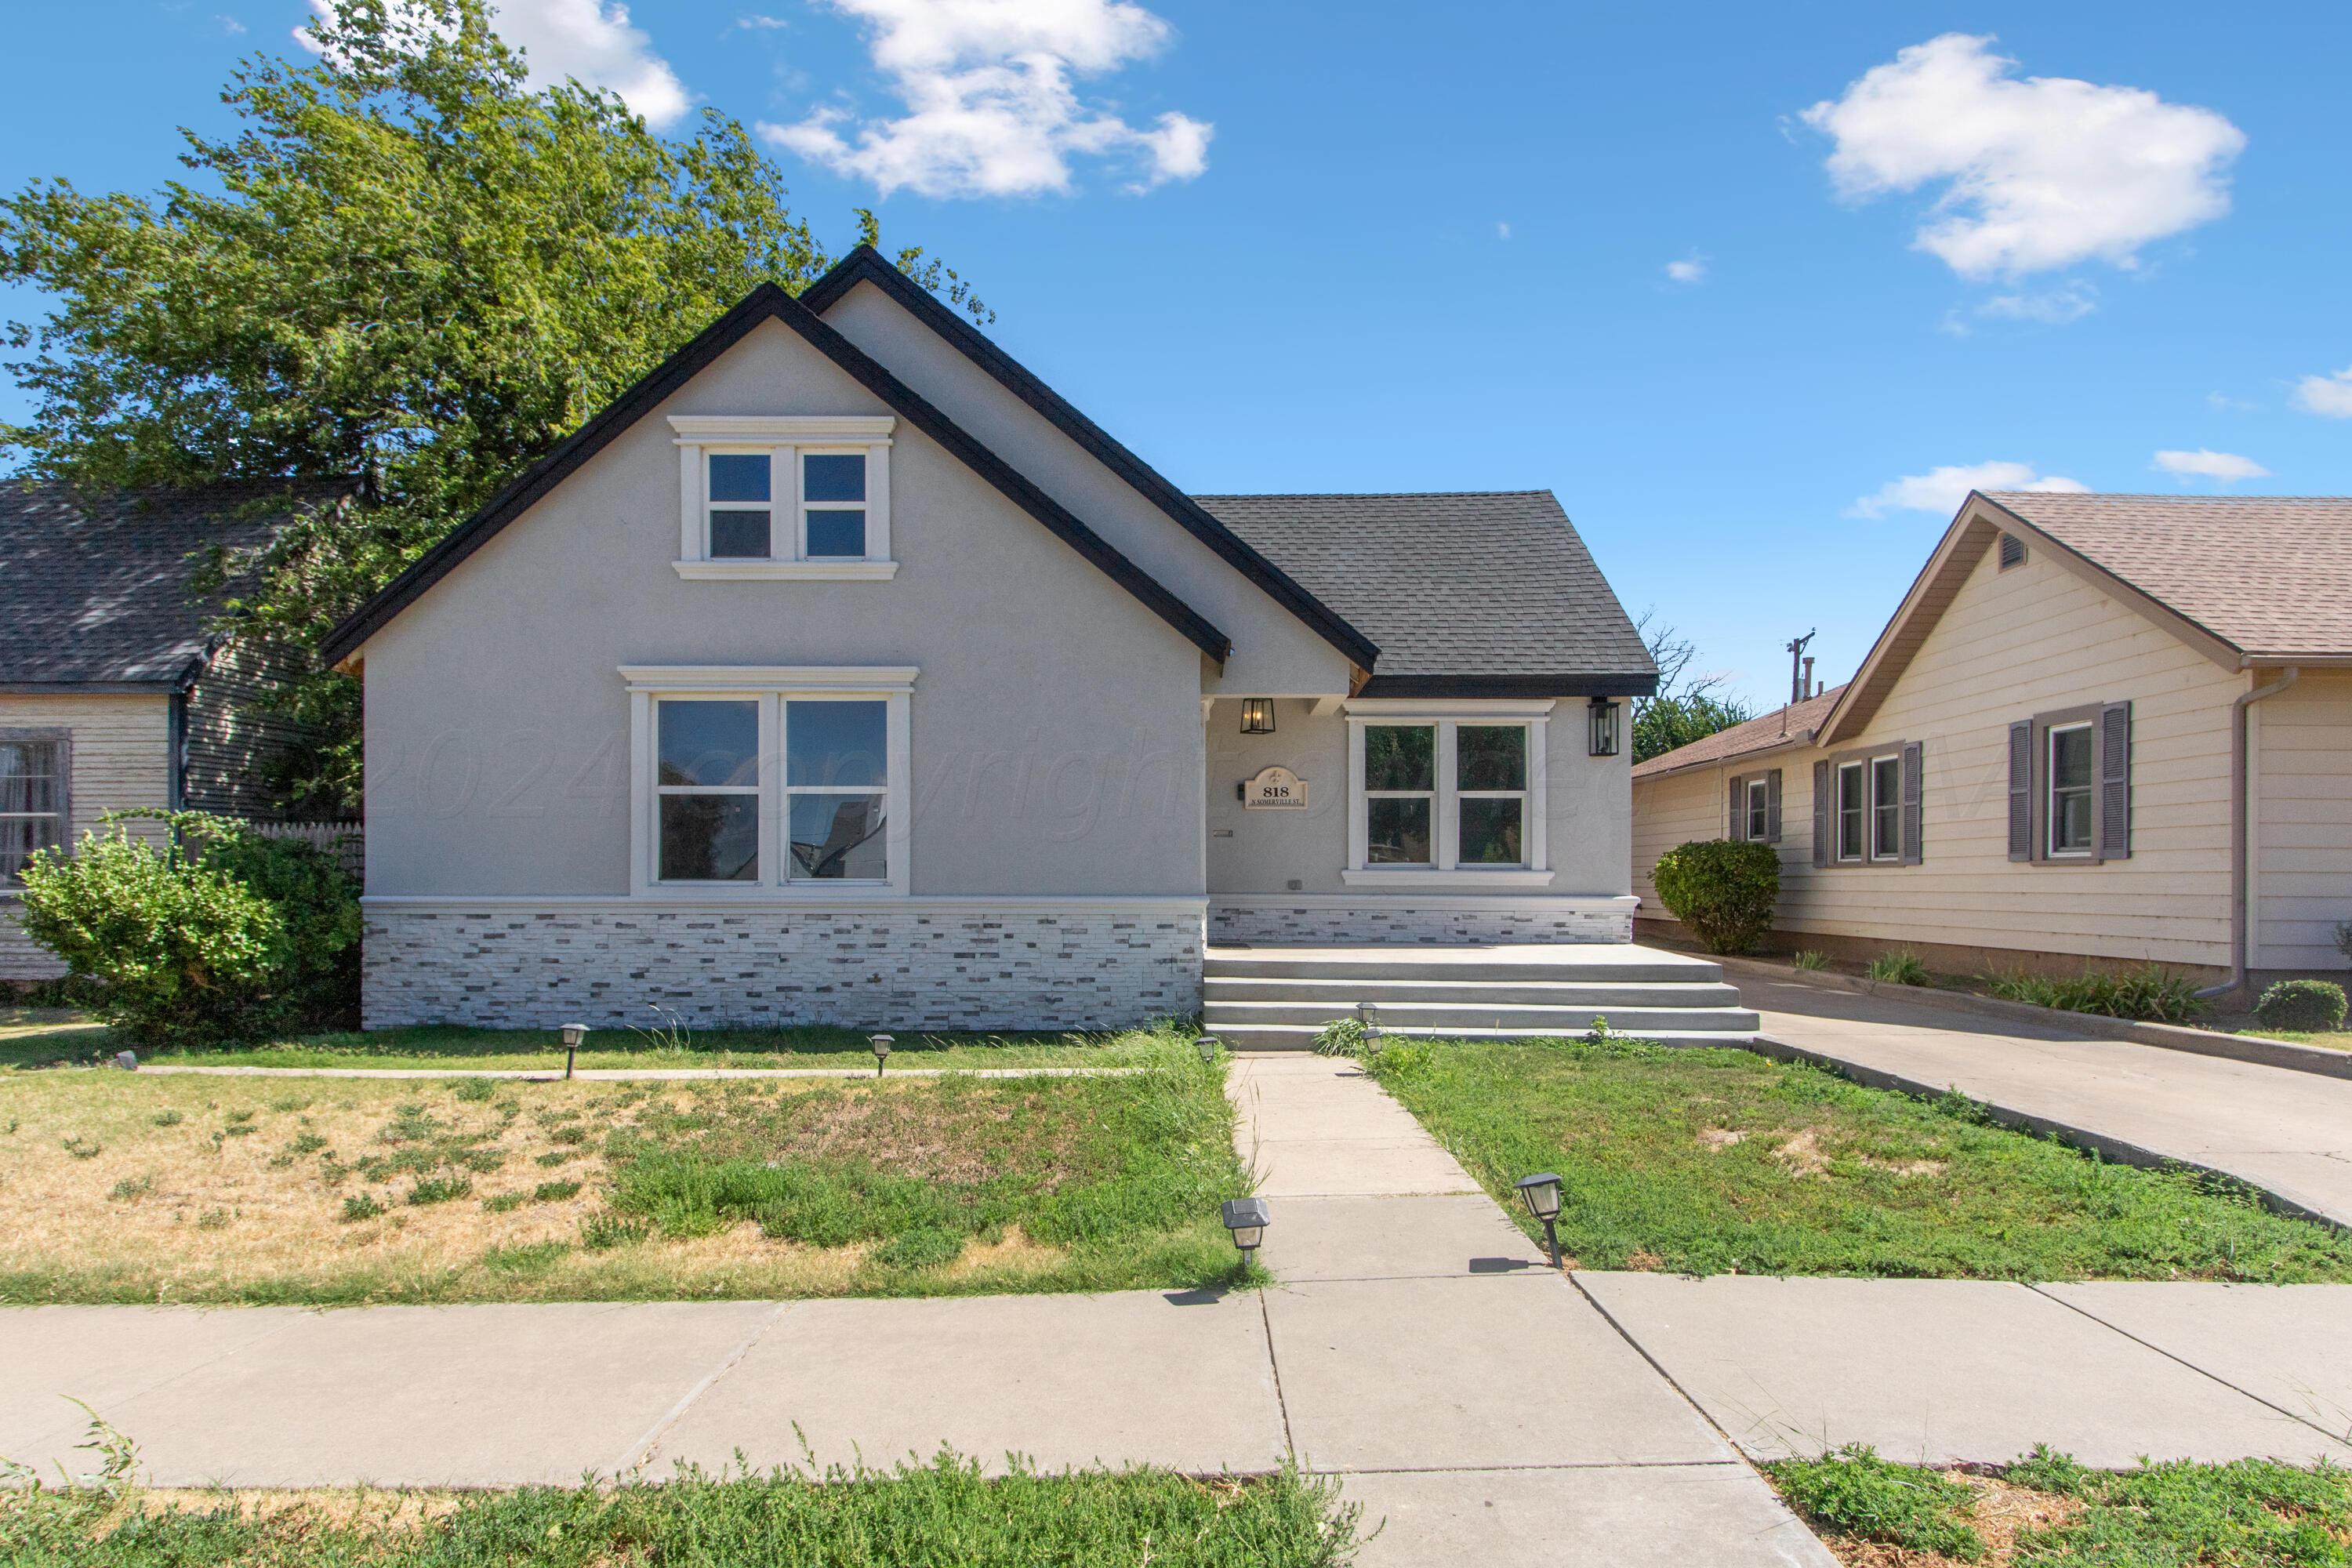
top-left (1588, 696), bottom-right (1621, 757)
top-left (1240, 698), bottom-right (1276, 735)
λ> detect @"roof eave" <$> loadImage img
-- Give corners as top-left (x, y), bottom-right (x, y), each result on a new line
top-left (1352, 672), bottom-right (1657, 700)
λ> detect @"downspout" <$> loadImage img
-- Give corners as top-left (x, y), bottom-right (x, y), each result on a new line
top-left (2196, 665), bottom-right (2299, 1001)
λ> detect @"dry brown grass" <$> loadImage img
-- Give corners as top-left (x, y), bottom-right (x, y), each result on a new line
top-left (0, 1071), bottom-right (1074, 1305)
top-left (1811, 1472), bottom-right (2084, 1567)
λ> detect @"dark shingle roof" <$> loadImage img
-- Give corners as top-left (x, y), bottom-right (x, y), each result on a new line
top-left (0, 480), bottom-right (330, 689)
top-left (1632, 683), bottom-right (1849, 779)
top-left (1190, 491), bottom-right (1656, 695)
top-left (1983, 492), bottom-right (2352, 658)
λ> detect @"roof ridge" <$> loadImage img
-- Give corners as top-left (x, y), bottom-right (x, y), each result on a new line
top-left (1986, 490), bottom-right (2352, 503)
top-left (1190, 489), bottom-right (1556, 501)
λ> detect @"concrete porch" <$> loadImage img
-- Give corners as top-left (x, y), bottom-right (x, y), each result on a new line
top-left (1202, 942), bottom-right (1762, 1049)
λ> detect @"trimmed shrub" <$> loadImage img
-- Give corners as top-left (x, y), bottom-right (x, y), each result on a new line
top-left (1984, 965), bottom-right (2205, 1025)
top-left (1865, 950), bottom-right (1929, 986)
top-left (2255, 979), bottom-right (2347, 1035)
top-left (16, 811), bottom-right (360, 1047)
top-left (1651, 839), bottom-right (1780, 955)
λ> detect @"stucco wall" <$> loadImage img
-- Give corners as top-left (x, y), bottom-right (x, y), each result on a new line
top-left (0, 692), bottom-right (173, 981)
top-left (818, 280), bottom-right (1358, 699)
top-left (2251, 669), bottom-right (2352, 975)
top-left (1632, 539), bottom-right (2243, 971)
top-left (1202, 697), bottom-right (1632, 898)
top-left (358, 318), bottom-right (1210, 902)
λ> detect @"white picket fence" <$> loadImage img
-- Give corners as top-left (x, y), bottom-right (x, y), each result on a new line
top-left (246, 820), bottom-right (365, 879)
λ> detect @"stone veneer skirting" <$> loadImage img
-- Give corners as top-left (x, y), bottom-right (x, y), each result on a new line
top-left (362, 898), bottom-right (1205, 1031)
top-left (1208, 897), bottom-right (1636, 946)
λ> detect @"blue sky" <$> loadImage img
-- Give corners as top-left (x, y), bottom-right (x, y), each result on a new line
top-left (5, 2), bottom-right (2348, 707)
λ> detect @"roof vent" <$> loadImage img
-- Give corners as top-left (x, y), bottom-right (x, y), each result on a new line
top-left (1998, 532), bottom-right (2026, 571)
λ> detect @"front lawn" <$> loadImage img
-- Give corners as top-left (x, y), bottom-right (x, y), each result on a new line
top-left (1367, 1037), bottom-right (2352, 1281)
top-left (0, 1010), bottom-right (1176, 1073)
top-left (2229, 1025), bottom-right (2352, 1054)
top-left (0, 1029), bottom-right (1251, 1305)
top-left (1768, 1443), bottom-right (2352, 1566)
top-left (2, 1445), bottom-right (1358, 1567)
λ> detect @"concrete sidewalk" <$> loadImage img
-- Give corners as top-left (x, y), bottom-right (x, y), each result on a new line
top-left (1748, 975), bottom-right (2352, 1228)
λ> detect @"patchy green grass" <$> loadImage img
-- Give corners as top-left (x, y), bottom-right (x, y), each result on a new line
top-left (0, 1009), bottom-right (1181, 1073)
top-left (0, 1028), bottom-right (1255, 1305)
top-left (0, 1425), bottom-right (1358, 1567)
top-left (1768, 1443), bottom-right (2352, 1566)
top-left (2231, 1026), bottom-right (2352, 1054)
top-left (1366, 1037), bottom-right (2352, 1281)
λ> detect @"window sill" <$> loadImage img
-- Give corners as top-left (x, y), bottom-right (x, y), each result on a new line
top-left (1340, 867), bottom-right (1556, 890)
top-left (636, 884), bottom-right (906, 898)
top-left (673, 560), bottom-right (899, 582)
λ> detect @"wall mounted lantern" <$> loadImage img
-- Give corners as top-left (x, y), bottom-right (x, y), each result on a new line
top-left (1240, 698), bottom-right (1276, 735)
top-left (1588, 697), bottom-right (1621, 757)
top-left (560, 1022), bottom-right (589, 1080)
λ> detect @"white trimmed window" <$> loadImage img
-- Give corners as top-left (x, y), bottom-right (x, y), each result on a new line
top-left (1744, 777), bottom-right (1769, 843)
top-left (0, 732), bottom-right (67, 887)
top-left (1342, 702), bottom-right (1554, 887)
top-left (623, 666), bottom-right (914, 895)
top-left (2047, 721), bottom-right (2096, 858)
top-left (1870, 753), bottom-right (1902, 860)
top-left (1835, 760), bottom-right (1866, 862)
top-left (669, 416), bottom-right (896, 580)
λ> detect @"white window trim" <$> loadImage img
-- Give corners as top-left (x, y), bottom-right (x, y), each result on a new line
top-left (670, 416), bottom-right (897, 580)
top-left (622, 665), bottom-right (915, 898)
top-left (1868, 751), bottom-right (1903, 862)
top-left (1835, 760), bottom-right (1867, 864)
top-left (1340, 701), bottom-right (1553, 889)
top-left (2046, 720), bottom-right (2096, 859)
top-left (1744, 776), bottom-right (1769, 843)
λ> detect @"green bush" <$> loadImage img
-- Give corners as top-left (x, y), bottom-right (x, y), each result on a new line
top-left (1984, 964), bottom-right (2205, 1025)
top-left (15, 811), bottom-right (359, 1047)
top-left (2255, 979), bottom-right (2347, 1034)
top-left (1650, 839), bottom-right (1780, 955)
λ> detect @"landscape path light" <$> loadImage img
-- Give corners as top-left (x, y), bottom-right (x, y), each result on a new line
top-left (559, 1023), bottom-right (589, 1081)
top-left (869, 1033), bottom-right (894, 1077)
top-left (1194, 1034), bottom-right (1221, 1065)
top-left (1515, 1172), bottom-right (1565, 1269)
top-left (1221, 1196), bottom-right (1270, 1261)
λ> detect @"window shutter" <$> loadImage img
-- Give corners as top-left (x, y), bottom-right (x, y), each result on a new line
top-left (1766, 769), bottom-right (1784, 844)
top-left (1728, 775), bottom-right (1744, 840)
top-left (2006, 720), bottom-right (2032, 862)
top-left (2098, 701), bottom-right (2132, 861)
top-left (1811, 760), bottom-right (1831, 869)
top-left (1900, 741), bottom-right (1924, 865)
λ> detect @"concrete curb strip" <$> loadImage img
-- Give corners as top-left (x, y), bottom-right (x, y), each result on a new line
top-left (1712, 954), bottom-right (2352, 1081)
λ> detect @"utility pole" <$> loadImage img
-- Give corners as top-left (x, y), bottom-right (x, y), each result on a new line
top-left (1785, 630), bottom-right (1816, 706)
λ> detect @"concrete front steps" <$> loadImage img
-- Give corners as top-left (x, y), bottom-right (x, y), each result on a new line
top-left (1203, 942), bottom-right (1761, 1050)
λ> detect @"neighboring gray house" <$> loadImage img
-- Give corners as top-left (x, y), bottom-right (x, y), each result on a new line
top-left (0, 481), bottom-right (342, 982)
top-left (321, 249), bottom-right (1665, 1033)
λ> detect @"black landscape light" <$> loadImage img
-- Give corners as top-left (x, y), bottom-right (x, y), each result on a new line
top-left (1194, 1034), bottom-right (1221, 1065)
top-left (1515, 1172), bottom-right (1565, 1269)
top-left (1221, 1197), bottom-right (1270, 1258)
top-left (869, 1033), bottom-right (894, 1077)
top-left (560, 1022), bottom-right (589, 1080)
top-left (1240, 698), bottom-right (1276, 735)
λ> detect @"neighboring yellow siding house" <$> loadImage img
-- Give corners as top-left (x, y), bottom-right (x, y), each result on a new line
top-left (1634, 491), bottom-right (2352, 992)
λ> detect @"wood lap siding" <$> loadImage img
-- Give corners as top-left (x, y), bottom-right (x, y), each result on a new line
top-left (2250, 670), bottom-right (2352, 973)
top-left (182, 638), bottom-right (322, 820)
top-left (0, 693), bottom-right (174, 981)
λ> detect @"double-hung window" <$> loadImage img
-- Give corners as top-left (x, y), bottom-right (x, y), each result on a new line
top-left (1345, 706), bottom-right (1552, 884)
top-left (670, 416), bottom-right (895, 579)
top-left (2046, 722), bottom-right (2096, 858)
top-left (1835, 761), bottom-right (1867, 862)
top-left (1744, 777), bottom-right (1770, 842)
top-left (1817, 741), bottom-right (1923, 868)
top-left (0, 734), bottom-right (66, 887)
top-left (1870, 754), bottom-right (1902, 860)
top-left (626, 666), bottom-right (914, 896)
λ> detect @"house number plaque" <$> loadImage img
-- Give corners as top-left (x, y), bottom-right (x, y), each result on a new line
top-left (1242, 765), bottom-right (1308, 810)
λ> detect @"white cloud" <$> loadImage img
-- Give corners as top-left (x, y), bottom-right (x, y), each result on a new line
top-left (217, 14), bottom-right (249, 34)
top-left (760, 0), bottom-right (1210, 198)
top-left (1801, 34), bottom-right (2244, 278)
top-left (1664, 256), bottom-right (1706, 284)
top-left (1495, 221), bottom-right (1511, 241)
top-left (300, 0), bottom-right (691, 128)
top-left (2292, 367), bottom-right (2352, 419)
top-left (1976, 281), bottom-right (2096, 325)
top-left (2153, 448), bottom-right (2269, 483)
top-left (1849, 460), bottom-right (2088, 519)
top-left (731, 13), bottom-right (789, 28)
top-left (2207, 390), bottom-right (2258, 414)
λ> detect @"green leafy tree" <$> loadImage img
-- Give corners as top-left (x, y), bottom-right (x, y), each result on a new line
top-left (1, 0), bottom-right (983, 810)
top-left (1631, 609), bottom-right (1755, 763)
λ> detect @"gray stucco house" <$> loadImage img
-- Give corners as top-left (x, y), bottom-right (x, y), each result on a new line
top-left (322, 249), bottom-right (1673, 1035)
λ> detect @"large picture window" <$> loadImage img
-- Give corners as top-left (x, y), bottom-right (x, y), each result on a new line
top-left (626, 667), bottom-right (914, 896)
top-left (0, 735), bottom-right (66, 887)
top-left (1345, 706), bottom-right (1552, 886)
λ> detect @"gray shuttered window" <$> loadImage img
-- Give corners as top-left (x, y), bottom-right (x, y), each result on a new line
top-left (1899, 741), bottom-right (1924, 865)
top-left (1811, 760), bottom-right (1831, 869)
top-left (2097, 701), bottom-right (2132, 861)
top-left (1766, 768), bottom-right (1783, 844)
top-left (2006, 720), bottom-right (2033, 862)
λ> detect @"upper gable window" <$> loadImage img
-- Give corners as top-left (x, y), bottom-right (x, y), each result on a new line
top-left (670, 416), bottom-right (896, 581)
